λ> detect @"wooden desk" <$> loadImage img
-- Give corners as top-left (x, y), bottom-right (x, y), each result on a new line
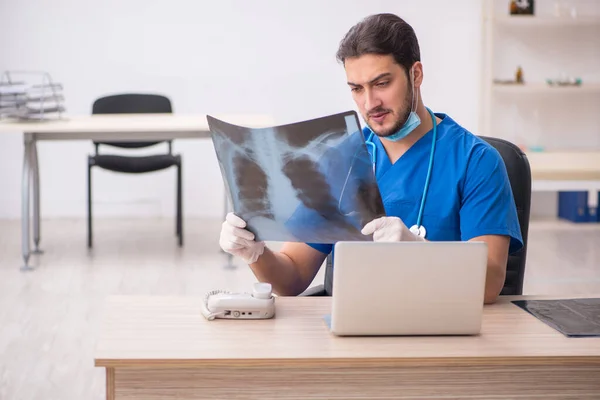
top-left (527, 151), bottom-right (600, 182)
top-left (0, 114), bottom-right (274, 270)
top-left (95, 295), bottom-right (600, 400)
top-left (527, 151), bottom-right (600, 210)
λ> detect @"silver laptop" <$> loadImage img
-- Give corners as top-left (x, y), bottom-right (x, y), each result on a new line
top-left (329, 241), bottom-right (488, 336)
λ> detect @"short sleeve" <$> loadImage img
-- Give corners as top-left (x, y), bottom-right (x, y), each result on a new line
top-left (306, 243), bottom-right (333, 255)
top-left (460, 145), bottom-right (523, 254)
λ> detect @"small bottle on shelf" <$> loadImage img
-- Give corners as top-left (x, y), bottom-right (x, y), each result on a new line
top-left (515, 66), bottom-right (524, 84)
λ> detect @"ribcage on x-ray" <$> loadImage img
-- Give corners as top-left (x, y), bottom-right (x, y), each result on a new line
top-left (281, 154), bottom-right (360, 233)
top-left (207, 111), bottom-right (385, 243)
top-left (354, 180), bottom-right (386, 227)
top-left (277, 113), bottom-right (348, 148)
top-left (233, 154), bottom-right (274, 220)
top-left (282, 155), bottom-right (332, 209)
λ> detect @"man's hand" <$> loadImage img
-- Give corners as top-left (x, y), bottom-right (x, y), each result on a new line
top-left (361, 216), bottom-right (424, 242)
top-left (219, 212), bottom-right (265, 264)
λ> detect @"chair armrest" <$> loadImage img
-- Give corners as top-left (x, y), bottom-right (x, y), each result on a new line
top-left (299, 284), bottom-right (328, 297)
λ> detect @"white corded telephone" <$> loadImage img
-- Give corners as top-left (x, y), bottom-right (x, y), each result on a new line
top-left (201, 282), bottom-right (276, 321)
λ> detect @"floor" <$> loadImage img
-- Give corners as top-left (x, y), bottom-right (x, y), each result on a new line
top-left (0, 217), bottom-right (599, 400)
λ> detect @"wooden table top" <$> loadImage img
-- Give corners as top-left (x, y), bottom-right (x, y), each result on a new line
top-left (526, 151), bottom-right (600, 181)
top-left (0, 113), bottom-right (274, 134)
top-left (94, 295), bottom-right (600, 368)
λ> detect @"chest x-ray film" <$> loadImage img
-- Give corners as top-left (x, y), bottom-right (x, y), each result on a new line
top-left (207, 111), bottom-right (386, 243)
top-left (512, 298), bottom-right (600, 337)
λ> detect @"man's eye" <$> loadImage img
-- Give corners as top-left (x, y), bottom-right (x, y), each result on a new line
top-left (377, 81), bottom-right (389, 87)
top-left (351, 87), bottom-right (361, 93)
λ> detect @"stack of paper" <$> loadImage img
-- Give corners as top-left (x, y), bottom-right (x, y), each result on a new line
top-left (20, 83), bottom-right (66, 120)
top-left (0, 72), bottom-right (66, 120)
top-left (0, 82), bottom-right (28, 118)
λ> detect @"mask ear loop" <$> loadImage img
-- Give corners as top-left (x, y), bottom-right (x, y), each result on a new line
top-left (401, 67), bottom-right (418, 127)
top-left (409, 67), bottom-right (419, 114)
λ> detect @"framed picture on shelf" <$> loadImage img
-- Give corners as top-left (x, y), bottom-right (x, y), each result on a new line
top-left (510, 0), bottom-right (534, 15)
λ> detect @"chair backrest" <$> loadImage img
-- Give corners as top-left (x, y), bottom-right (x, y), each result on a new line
top-left (322, 136), bottom-right (532, 297)
top-left (91, 93), bottom-right (173, 149)
top-left (479, 136), bottom-right (531, 295)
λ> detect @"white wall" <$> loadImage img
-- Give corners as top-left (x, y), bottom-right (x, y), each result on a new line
top-left (0, 0), bottom-right (484, 219)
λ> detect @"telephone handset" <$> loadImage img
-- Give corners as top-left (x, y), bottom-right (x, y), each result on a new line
top-left (201, 282), bottom-right (276, 321)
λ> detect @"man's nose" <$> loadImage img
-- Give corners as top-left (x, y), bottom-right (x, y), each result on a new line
top-left (364, 90), bottom-right (382, 112)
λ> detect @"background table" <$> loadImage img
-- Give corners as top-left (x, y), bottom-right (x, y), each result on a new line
top-left (527, 151), bottom-right (600, 210)
top-left (95, 295), bottom-right (600, 400)
top-left (0, 114), bottom-right (274, 270)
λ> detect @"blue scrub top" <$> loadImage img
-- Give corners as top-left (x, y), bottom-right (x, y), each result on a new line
top-left (307, 112), bottom-right (523, 256)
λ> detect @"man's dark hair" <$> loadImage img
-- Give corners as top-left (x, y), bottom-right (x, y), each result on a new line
top-left (336, 13), bottom-right (421, 76)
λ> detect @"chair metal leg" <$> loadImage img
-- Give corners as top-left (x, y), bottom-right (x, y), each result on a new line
top-left (87, 162), bottom-right (93, 248)
top-left (176, 165), bottom-right (180, 237)
top-left (177, 162), bottom-right (183, 247)
top-left (224, 252), bottom-right (235, 269)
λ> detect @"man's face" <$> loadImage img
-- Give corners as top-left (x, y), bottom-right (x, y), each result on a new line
top-left (344, 54), bottom-right (413, 138)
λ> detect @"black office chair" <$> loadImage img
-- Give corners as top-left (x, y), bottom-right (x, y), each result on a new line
top-left (88, 93), bottom-right (183, 248)
top-left (301, 136), bottom-right (532, 297)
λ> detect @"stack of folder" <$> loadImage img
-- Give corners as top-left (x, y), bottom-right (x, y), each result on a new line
top-left (0, 72), bottom-right (66, 121)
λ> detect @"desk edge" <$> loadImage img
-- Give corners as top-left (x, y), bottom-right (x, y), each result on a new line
top-left (94, 355), bottom-right (600, 369)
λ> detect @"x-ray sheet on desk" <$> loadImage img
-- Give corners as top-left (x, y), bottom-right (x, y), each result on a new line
top-left (207, 111), bottom-right (386, 243)
top-left (512, 298), bottom-right (600, 337)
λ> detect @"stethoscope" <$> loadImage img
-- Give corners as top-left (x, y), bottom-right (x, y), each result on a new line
top-left (365, 107), bottom-right (438, 239)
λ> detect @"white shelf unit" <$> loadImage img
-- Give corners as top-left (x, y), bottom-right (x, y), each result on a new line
top-left (489, 14), bottom-right (600, 27)
top-left (481, 0), bottom-right (600, 207)
top-left (492, 82), bottom-right (600, 94)
top-left (481, 1), bottom-right (600, 144)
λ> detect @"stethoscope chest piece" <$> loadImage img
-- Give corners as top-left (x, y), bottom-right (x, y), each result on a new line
top-left (409, 224), bottom-right (427, 239)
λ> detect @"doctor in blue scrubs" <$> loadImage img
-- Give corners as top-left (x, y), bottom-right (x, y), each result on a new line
top-left (219, 13), bottom-right (523, 304)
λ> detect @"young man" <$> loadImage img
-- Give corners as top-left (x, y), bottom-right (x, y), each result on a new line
top-left (219, 13), bottom-right (523, 304)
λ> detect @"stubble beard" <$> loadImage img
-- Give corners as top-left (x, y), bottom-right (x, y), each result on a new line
top-left (365, 85), bottom-right (413, 138)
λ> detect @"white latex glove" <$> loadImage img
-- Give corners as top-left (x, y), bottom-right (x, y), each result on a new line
top-left (219, 212), bottom-right (265, 264)
top-left (361, 216), bottom-right (425, 242)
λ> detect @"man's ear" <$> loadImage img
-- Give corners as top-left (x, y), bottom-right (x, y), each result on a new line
top-left (412, 62), bottom-right (424, 89)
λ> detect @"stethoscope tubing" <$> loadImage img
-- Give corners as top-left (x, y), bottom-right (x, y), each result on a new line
top-left (365, 107), bottom-right (438, 237)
